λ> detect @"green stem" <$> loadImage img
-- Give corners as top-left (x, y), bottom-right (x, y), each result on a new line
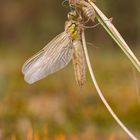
top-left (89, 1), bottom-right (140, 72)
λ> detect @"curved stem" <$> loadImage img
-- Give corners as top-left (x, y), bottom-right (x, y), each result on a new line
top-left (88, 1), bottom-right (140, 73)
top-left (81, 30), bottom-right (138, 140)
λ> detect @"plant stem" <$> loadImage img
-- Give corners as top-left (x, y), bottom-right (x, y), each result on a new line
top-left (81, 30), bottom-right (138, 140)
top-left (88, 1), bottom-right (140, 73)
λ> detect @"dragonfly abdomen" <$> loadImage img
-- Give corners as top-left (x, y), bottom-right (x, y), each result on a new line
top-left (72, 40), bottom-right (86, 86)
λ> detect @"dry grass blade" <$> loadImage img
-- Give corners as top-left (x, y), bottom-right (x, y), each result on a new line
top-left (81, 29), bottom-right (138, 140)
top-left (88, 0), bottom-right (140, 72)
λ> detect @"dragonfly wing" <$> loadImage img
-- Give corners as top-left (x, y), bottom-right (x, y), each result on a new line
top-left (22, 32), bottom-right (73, 84)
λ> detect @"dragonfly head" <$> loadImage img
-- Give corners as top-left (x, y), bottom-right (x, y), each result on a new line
top-left (67, 10), bottom-right (82, 22)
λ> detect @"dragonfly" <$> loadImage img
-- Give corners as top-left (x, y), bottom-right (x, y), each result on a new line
top-left (69, 0), bottom-right (140, 72)
top-left (22, 10), bottom-right (86, 86)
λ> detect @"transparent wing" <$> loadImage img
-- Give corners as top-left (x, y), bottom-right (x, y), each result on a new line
top-left (22, 32), bottom-right (73, 84)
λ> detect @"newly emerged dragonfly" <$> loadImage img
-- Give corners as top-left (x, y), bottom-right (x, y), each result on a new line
top-left (69, 0), bottom-right (140, 72)
top-left (22, 11), bottom-right (86, 86)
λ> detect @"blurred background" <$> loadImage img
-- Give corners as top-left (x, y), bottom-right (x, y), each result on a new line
top-left (0, 0), bottom-right (140, 139)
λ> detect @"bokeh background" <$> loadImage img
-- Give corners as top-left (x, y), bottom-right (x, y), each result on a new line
top-left (0, 0), bottom-right (140, 139)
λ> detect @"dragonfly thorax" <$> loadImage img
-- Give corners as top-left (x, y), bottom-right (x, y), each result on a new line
top-left (65, 20), bottom-right (81, 41)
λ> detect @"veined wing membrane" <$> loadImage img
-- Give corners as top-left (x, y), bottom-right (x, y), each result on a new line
top-left (22, 32), bottom-right (69, 74)
top-left (22, 32), bottom-right (73, 84)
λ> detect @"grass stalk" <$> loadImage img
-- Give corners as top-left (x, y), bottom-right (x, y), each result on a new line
top-left (88, 0), bottom-right (140, 72)
top-left (81, 29), bottom-right (138, 140)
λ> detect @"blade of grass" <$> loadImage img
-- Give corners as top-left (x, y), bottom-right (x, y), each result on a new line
top-left (88, 0), bottom-right (140, 72)
top-left (81, 29), bottom-right (138, 140)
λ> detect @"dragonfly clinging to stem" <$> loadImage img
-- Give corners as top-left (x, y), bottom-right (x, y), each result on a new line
top-left (22, 10), bottom-right (87, 86)
top-left (22, 2), bottom-right (139, 139)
